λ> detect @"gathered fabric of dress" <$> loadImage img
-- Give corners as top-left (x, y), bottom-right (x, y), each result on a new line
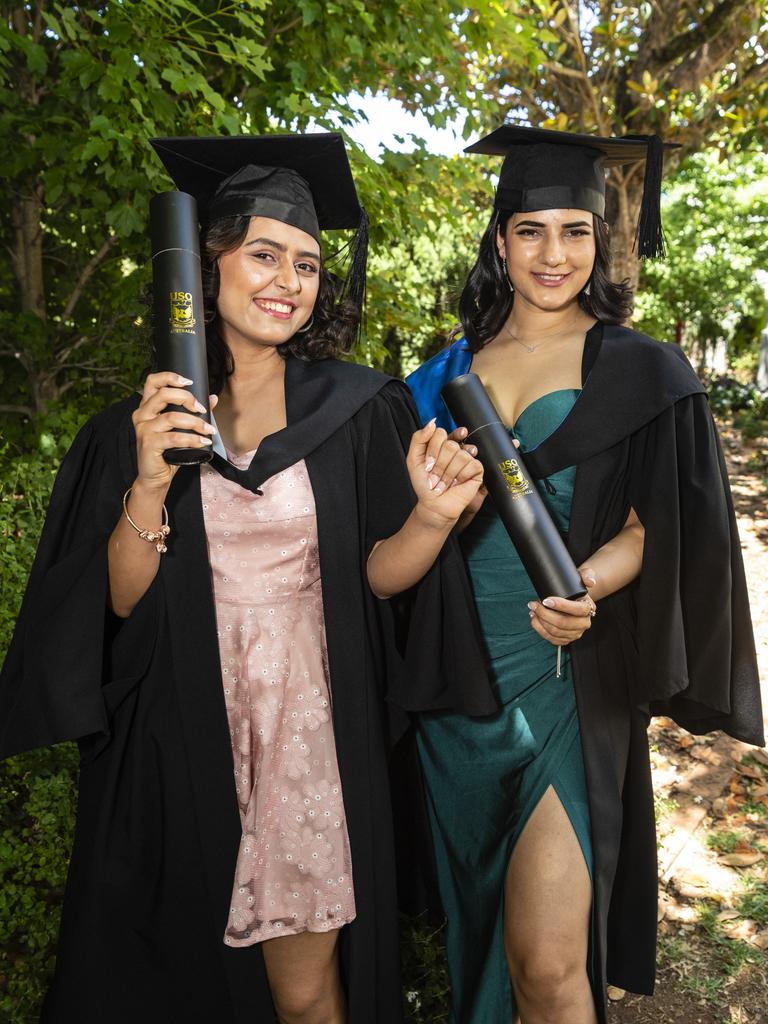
top-left (200, 453), bottom-right (356, 948)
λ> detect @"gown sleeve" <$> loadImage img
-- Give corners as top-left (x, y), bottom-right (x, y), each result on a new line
top-left (0, 405), bottom-right (159, 758)
top-left (358, 381), bottom-right (498, 720)
top-left (627, 392), bottom-right (763, 746)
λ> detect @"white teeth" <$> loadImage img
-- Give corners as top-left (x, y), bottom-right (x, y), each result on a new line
top-left (259, 300), bottom-right (293, 313)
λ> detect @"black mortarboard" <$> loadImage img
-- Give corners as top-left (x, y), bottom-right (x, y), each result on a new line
top-left (465, 125), bottom-right (680, 258)
top-left (150, 132), bottom-right (368, 308)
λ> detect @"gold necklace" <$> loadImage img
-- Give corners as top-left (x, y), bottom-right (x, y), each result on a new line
top-left (504, 318), bottom-right (581, 353)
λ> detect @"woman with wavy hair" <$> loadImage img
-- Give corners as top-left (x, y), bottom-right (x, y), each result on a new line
top-left (0, 133), bottom-right (491, 1024)
top-left (407, 125), bottom-right (763, 1024)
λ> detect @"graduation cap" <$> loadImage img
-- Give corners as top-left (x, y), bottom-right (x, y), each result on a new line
top-left (465, 124), bottom-right (680, 258)
top-left (150, 132), bottom-right (368, 309)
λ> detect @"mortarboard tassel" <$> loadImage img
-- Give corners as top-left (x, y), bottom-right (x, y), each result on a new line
top-left (339, 206), bottom-right (369, 342)
top-left (634, 134), bottom-right (666, 259)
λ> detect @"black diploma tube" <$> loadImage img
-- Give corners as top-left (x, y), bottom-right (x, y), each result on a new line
top-left (150, 190), bottom-right (212, 465)
top-left (441, 373), bottom-right (585, 601)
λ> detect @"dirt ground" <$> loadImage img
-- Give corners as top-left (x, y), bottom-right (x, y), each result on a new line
top-left (609, 425), bottom-right (768, 1024)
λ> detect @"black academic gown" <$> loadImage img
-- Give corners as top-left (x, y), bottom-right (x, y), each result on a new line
top-left (0, 356), bottom-right (495, 1024)
top-left (520, 324), bottom-right (765, 1017)
top-left (405, 321), bottom-right (763, 1022)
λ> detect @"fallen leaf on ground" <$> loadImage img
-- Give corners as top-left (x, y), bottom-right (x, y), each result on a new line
top-left (723, 918), bottom-right (758, 941)
top-left (607, 986), bottom-right (626, 1001)
top-left (753, 929), bottom-right (768, 950)
top-left (717, 909), bottom-right (741, 922)
top-left (749, 748), bottom-right (768, 767)
top-left (691, 745), bottom-right (722, 765)
top-left (678, 735), bottom-right (695, 749)
top-left (719, 851), bottom-right (764, 867)
top-left (734, 762), bottom-right (764, 780)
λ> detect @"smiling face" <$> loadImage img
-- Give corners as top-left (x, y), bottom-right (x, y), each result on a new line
top-left (215, 216), bottom-right (321, 350)
top-left (497, 209), bottom-right (596, 313)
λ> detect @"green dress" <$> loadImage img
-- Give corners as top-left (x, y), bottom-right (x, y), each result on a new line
top-left (416, 389), bottom-right (593, 1024)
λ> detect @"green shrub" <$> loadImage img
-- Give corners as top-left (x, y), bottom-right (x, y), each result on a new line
top-left (0, 422), bottom-right (84, 1023)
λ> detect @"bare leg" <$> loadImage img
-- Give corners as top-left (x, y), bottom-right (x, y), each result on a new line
top-left (504, 785), bottom-right (597, 1024)
top-left (262, 929), bottom-right (346, 1024)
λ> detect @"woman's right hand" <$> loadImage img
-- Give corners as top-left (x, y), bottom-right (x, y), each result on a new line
top-left (131, 373), bottom-right (216, 492)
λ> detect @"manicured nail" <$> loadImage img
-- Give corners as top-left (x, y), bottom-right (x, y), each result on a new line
top-left (194, 400), bottom-right (206, 413)
top-left (203, 423), bottom-right (216, 434)
top-left (527, 602), bottom-right (536, 611)
top-left (177, 375), bottom-right (193, 385)
top-left (425, 456), bottom-right (436, 473)
top-left (434, 481), bottom-right (446, 495)
top-left (426, 417), bottom-right (436, 428)
top-left (428, 473), bottom-right (439, 490)
top-left (200, 437), bottom-right (213, 445)
top-left (459, 427), bottom-right (468, 437)
top-left (543, 598), bottom-right (555, 608)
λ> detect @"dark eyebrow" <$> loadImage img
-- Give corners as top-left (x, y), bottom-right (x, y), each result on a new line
top-left (514, 219), bottom-right (592, 229)
top-left (244, 236), bottom-right (321, 260)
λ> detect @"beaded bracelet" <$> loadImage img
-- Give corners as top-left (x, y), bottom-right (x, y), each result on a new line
top-left (122, 488), bottom-right (170, 554)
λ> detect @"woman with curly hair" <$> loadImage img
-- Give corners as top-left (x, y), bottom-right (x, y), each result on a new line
top-left (0, 133), bottom-right (491, 1024)
top-left (407, 125), bottom-right (763, 1024)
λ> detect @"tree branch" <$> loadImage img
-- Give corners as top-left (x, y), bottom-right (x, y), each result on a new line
top-left (648, 0), bottom-right (748, 71)
top-left (58, 236), bottom-right (115, 326)
top-left (0, 404), bottom-right (34, 417)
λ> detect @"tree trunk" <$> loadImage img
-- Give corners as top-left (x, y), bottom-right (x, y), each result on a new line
top-left (11, 185), bottom-right (47, 321)
top-left (604, 172), bottom-right (644, 293)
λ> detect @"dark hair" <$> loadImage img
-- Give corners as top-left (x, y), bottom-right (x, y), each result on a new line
top-left (201, 216), bottom-right (361, 392)
top-left (457, 209), bottom-right (634, 352)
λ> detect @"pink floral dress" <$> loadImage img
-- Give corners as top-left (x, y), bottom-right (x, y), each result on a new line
top-left (200, 454), bottom-right (356, 947)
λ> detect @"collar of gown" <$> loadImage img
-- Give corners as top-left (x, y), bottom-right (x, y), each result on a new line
top-left (208, 355), bottom-right (392, 494)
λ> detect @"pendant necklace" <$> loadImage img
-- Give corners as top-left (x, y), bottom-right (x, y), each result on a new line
top-left (504, 317), bottom-right (581, 353)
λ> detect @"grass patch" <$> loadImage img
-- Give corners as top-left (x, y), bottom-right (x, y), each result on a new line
top-left (706, 829), bottom-right (750, 854)
top-left (400, 915), bottom-right (450, 1023)
top-left (737, 878), bottom-right (768, 928)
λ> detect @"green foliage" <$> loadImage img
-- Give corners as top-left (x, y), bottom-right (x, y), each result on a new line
top-left (635, 150), bottom-right (768, 368)
top-left (400, 916), bottom-right (450, 1023)
top-left (706, 829), bottom-right (748, 855)
top-left (0, 745), bottom-right (79, 1023)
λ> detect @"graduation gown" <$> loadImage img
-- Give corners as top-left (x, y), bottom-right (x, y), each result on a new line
top-left (407, 322), bottom-right (764, 1020)
top-left (0, 355), bottom-right (496, 1024)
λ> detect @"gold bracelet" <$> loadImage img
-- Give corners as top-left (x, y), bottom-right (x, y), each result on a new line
top-left (122, 488), bottom-right (170, 554)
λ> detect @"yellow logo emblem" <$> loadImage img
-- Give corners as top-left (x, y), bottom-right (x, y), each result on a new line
top-left (169, 291), bottom-right (196, 331)
top-left (499, 458), bottom-right (532, 497)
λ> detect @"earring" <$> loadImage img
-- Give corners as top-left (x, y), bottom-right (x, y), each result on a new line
top-left (502, 256), bottom-right (514, 294)
top-left (583, 280), bottom-right (592, 297)
top-left (297, 314), bottom-right (314, 334)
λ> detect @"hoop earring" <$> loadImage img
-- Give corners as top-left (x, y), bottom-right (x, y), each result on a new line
top-left (502, 256), bottom-right (514, 294)
top-left (297, 315), bottom-right (314, 334)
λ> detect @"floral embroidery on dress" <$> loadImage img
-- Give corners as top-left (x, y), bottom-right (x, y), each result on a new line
top-left (201, 456), bottom-right (356, 946)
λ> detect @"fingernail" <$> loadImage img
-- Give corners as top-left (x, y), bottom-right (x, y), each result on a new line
top-left (428, 473), bottom-right (439, 490)
top-left (529, 610), bottom-right (535, 618)
top-left (200, 437), bottom-right (213, 445)
top-left (194, 400), bottom-right (206, 413)
top-left (527, 602), bottom-right (536, 611)
top-left (468, 446), bottom-right (478, 456)
top-left (177, 376), bottom-right (193, 385)
top-left (585, 576), bottom-right (596, 585)
top-left (543, 598), bottom-right (555, 608)
top-left (425, 457), bottom-right (436, 473)
top-left (434, 481), bottom-right (446, 495)
top-left (427, 417), bottom-right (436, 427)
top-left (459, 427), bottom-right (468, 437)
top-left (203, 423), bottom-right (216, 434)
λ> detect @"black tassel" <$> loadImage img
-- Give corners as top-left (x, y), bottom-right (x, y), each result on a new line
top-left (339, 205), bottom-right (369, 336)
top-left (634, 134), bottom-right (666, 259)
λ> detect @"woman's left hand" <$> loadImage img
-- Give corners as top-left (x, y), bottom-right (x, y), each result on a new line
top-left (407, 419), bottom-right (484, 527)
top-left (528, 568), bottom-right (597, 647)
